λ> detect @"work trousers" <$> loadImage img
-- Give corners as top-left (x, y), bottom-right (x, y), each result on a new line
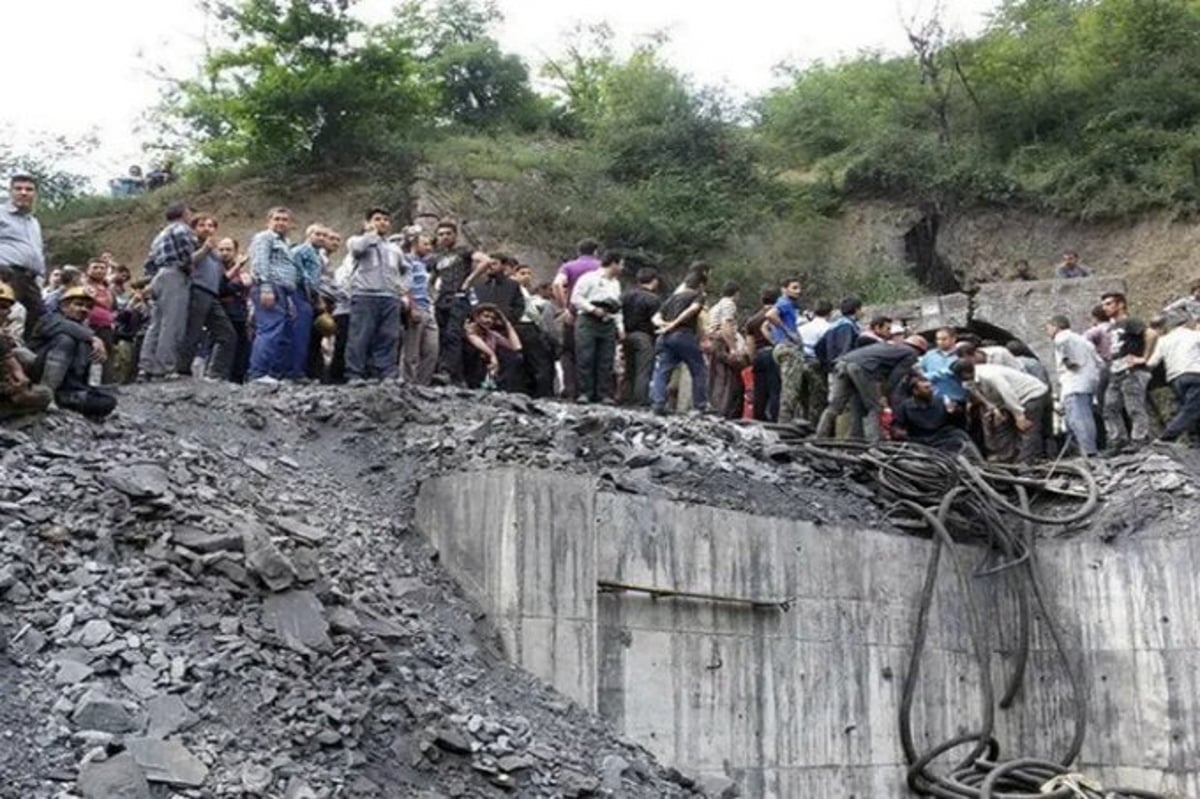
top-left (623, 331), bottom-right (655, 406)
top-left (0, 384), bottom-right (52, 419)
top-left (817, 361), bottom-right (881, 442)
top-left (288, 291), bottom-right (314, 380)
top-left (1103, 368), bottom-right (1152, 446)
top-left (574, 313), bottom-right (617, 402)
top-left (651, 330), bottom-right (707, 412)
top-left (139, 267), bottom-right (191, 376)
top-left (403, 311), bottom-right (440, 386)
top-left (515, 322), bottom-right (555, 398)
top-left (35, 333), bottom-right (117, 418)
top-left (1061, 392), bottom-right (1098, 456)
top-left (752, 346), bottom-right (781, 421)
top-left (986, 394), bottom-right (1049, 464)
top-left (346, 294), bottom-right (401, 380)
top-left (774, 343), bottom-right (805, 423)
top-left (1162, 373), bottom-right (1200, 442)
top-left (247, 284), bottom-right (295, 380)
top-left (182, 287), bottom-right (235, 380)
top-left (434, 294), bottom-right (471, 385)
top-left (226, 313), bottom-right (251, 383)
top-left (0, 265), bottom-right (42, 341)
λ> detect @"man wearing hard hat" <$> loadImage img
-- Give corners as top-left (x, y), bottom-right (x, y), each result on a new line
top-left (31, 286), bottom-right (117, 419)
top-left (0, 281), bottom-right (51, 418)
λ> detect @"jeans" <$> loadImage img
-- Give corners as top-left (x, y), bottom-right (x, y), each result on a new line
top-left (1163, 373), bottom-right (1200, 441)
top-left (574, 313), bottom-right (617, 401)
top-left (182, 288), bottom-right (235, 380)
top-left (752, 346), bottom-right (781, 421)
top-left (623, 331), bottom-right (656, 406)
top-left (817, 361), bottom-right (881, 442)
top-left (248, 284), bottom-right (295, 380)
top-left (288, 291), bottom-right (314, 380)
top-left (346, 294), bottom-right (401, 380)
top-left (1103, 368), bottom-right (1151, 445)
top-left (1062, 392), bottom-right (1098, 455)
top-left (139, 267), bottom-right (191, 375)
top-left (650, 330), bottom-right (707, 411)
top-left (403, 310), bottom-right (440, 386)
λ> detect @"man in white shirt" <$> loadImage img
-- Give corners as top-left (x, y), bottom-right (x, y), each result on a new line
top-left (954, 358), bottom-right (1049, 463)
top-left (1046, 315), bottom-right (1102, 456)
top-left (570, 252), bottom-right (624, 403)
top-left (1136, 310), bottom-right (1200, 443)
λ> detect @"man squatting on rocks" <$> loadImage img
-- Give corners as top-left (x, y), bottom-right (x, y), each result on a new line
top-left (9, 176), bottom-right (1200, 455)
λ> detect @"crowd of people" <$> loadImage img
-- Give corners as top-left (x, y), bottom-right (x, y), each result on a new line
top-left (2, 170), bottom-right (1200, 460)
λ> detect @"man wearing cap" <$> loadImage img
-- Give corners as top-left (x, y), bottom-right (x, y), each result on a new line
top-left (1133, 309), bottom-right (1200, 444)
top-left (139, 202), bottom-right (197, 379)
top-left (0, 282), bottom-right (51, 418)
top-left (345, 207), bottom-right (403, 380)
top-left (0, 173), bottom-right (46, 340)
top-left (32, 286), bottom-right (117, 418)
top-left (815, 335), bottom-right (927, 443)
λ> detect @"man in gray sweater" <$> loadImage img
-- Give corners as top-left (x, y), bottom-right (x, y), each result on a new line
top-left (344, 208), bottom-right (402, 380)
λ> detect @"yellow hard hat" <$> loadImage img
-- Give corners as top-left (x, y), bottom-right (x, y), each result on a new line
top-left (0, 283), bottom-right (14, 304)
top-left (313, 312), bottom-right (337, 338)
top-left (61, 286), bottom-right (95, 305)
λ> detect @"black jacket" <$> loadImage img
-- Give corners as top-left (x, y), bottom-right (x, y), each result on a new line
top-left (473, 275), bottom-right (525, 324)
top-left (840, 342), bottom-right (920, 392)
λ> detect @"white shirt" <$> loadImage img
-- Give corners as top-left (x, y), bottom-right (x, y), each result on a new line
top-left (799, 316), bottom-right (831, 360)
top-left (571, 270), bottom-right (625, 336)
top-left (981, 346), bottom-right (1023, 371)
top-left (1147, 326), bottom-right (1200, 382)
top-left (971, 363), bottom-right (1049, 415)
top-left (1053, 329), bottom-right (1102, 397)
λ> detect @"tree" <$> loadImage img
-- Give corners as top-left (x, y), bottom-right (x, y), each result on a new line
top-left (163, 0), bottom-right (432, 168)
top-left (0, 132), bottom-right (96, 210)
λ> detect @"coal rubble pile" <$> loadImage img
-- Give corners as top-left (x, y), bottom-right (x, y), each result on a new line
top-left (0, 381), bottom-right (881, 799)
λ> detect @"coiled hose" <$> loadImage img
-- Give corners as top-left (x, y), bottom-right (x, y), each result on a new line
top-left (797, 440), bottom-right (1167, 799)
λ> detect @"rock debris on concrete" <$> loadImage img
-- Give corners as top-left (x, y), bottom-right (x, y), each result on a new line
top-left (2, 380), bottom-right (1195, 798)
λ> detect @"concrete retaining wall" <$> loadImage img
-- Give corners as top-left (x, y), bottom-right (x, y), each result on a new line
top-left (416, 469), bottom-right (1197, 798)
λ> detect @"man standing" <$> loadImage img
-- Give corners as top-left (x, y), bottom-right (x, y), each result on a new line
top-left (650, 272), bottom-right (708, 415)
top-left (33, 287), bottom-right (116, 418)
top-left (139, 203), bottom-right (197, 379)
top-left (290, 224), bottom-right (327, 381)
top-left (621, 267), bottom-right (661, 407)
top-left (247, 206), bottom-right (299, 382)
top-left (401, 230), bottom-right (439, 386)
top-left (816, 336), bottom-right (927, 443)
top-left (513, 262), bottom-right (555, 397)
top-left (216, 238), bottom-right (252, 383)
top-left (0, 173), bottom-right (46, 340)
top-left (345, 208), bottom-right (402, 381)
top-left (552, 239), bottom-right (602, 399)
top-left (83, 258), bottom-right (117, 383)
top-left (1055, 250), bottom-right (1092, 279)
top-left (431, 220), bottom-right (482, 386)
top-left (954, 358), bottom-right (1049, 463)
top-left (919, 327), bottom-right (969, 412)
top-left (570, 251), bottom-right (624, 404)
top-left (1101, 291), bottom-right (1155, 452)
top-left (795, 299), bottom-right (832, 424)
top-left (765, 279), bottom-right (805, 421)
top-left (1137, 310), bottom-right (1200, 445)
top-left (1047, 315), bottom-right (1101, 456)
top-left (179, 214), bottom-right (235, 380)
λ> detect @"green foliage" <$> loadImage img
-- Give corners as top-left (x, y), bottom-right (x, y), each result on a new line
top-left (166, 0), bottom-right (432, 168)
top-left (761, 0), bottom-right (1200, 219)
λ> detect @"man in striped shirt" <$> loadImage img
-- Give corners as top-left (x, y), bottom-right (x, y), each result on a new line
top-left (247, 207), bottom-right (299, 382)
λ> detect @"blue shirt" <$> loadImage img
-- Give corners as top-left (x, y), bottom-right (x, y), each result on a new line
top-left (768, 295), bottom-right (802, 345)
top-left (404, 253), bottom-right (432, 313)
top-left (919, 348), bottom-right (967, 402)
top-left (291, 242), bottom-right (324, 293)
top-left (249, 230), bottom-right (297, 290)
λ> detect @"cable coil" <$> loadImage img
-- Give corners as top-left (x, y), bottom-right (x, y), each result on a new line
top-left (797, 440), bottom-right (1166, 799)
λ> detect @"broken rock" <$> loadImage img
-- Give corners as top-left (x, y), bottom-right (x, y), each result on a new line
top-left (78, 751), bottom-right (151, 799)
top-left (125, 737), bottom-right (209, 787)
top-left (105, 464), bottom-right (171, 499)
top-left (72, 692), bottom-right (138, 734)
top-left (146, 694), bottom-right (197, 739)
top-left (243, 523), bottom-right (297, 592)
top-left (261, 589), bottom-right (332, 654)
